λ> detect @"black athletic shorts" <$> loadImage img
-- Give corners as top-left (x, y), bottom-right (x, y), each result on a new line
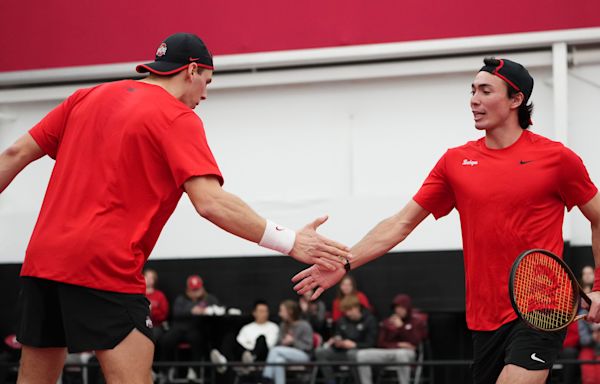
top-left (17, 276), bottom-right (153, 353)
top-left (471, 319), bottom-right (566, 384)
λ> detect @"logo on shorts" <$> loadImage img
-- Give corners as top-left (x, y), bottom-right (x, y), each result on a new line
top-left (462, 159), bottom-right (478, 167)
top-left (156, 43), bottom-right (167, 57)
top-left (145, 316), bottom-right (153, 329)
top-left (530, 353), bottom-right (545, 363)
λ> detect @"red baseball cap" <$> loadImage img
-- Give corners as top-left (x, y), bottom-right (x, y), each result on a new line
top-left (187, 275), bottom-right (204, 290)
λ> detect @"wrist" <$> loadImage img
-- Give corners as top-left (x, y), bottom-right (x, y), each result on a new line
top-left (259, 219), bottom-right (296, 255)
top-left (344, 257), bottom-right (351, 273)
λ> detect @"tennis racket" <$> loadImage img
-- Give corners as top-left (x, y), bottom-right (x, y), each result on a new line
top-left (509, 249), bottom-right (591, 331)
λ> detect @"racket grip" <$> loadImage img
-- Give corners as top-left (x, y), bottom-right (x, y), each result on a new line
top-left (574, 314), bottom-right (587, 322)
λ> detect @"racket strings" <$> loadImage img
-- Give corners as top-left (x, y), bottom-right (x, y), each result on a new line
top-left (513, 251), bottom-right (576, 330)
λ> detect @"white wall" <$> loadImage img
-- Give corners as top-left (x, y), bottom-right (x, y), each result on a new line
top-left (0, 53), bottom-right (598, 263)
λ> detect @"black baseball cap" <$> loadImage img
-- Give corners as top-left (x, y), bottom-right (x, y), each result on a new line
top-left (136, 33), bottom-right (214, 75)
top-left (479, 58), bottom-right (534, 103)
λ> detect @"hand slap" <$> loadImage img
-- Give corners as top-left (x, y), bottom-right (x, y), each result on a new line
top-left (291, 264), bottom-right (346, 300)
top-left (289, 215), bottom-right (351, 270)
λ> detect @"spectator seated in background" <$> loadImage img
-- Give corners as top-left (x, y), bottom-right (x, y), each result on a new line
top-left (210, 299), bottom-right (279, 374)
top-left (299, 289), bottom-right (327, 336)
top-left (144, 268), bottom-right (170, 377)
top-left (582, 265), bottom-right (595, 289)
top-left (316, 295), bottom-right (378, 384)
top-left (262, 300), bottom-right (314, 384)
top-left (576, 284), bottom-right (598, 384)
top-left (580, 322), bottom-right (600, 384)
top-left (557, 267), bottom-right (596, 384)
top-left (559, 317), bottom-right (581, 384)
top-left (331, 275), bottom-right (372, 322)
top-left (144, 269), bottom-right (170, 339)
top-left (160, 275), bottom-right (220, 366)
top-left (356, 294), bottom-right (426, 384)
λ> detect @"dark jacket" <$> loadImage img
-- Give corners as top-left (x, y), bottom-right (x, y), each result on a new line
top-left (378, 294), bottom-right (426, 349)
top-left (172, 292), bottom-right (220, 325)
top-left (334, 308), bottom-right (378, 349)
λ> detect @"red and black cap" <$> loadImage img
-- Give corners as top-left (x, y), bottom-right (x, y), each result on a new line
top-left (136, 32), bottom-right (214, 75)
top-left (479, 58), bottom-right (534, 103)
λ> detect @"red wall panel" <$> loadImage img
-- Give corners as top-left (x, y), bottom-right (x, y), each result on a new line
top-left (1, 0), bottom-right (599, 72)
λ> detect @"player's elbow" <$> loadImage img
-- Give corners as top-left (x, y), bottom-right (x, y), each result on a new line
top-left (1, 136), bottom-right (43, 164)
top-left (194, 197), bottom-right (220, 220)
top-left (185, 177), bottom-right (225, 220)
top-left (2, 143), bottom-right (24, 160)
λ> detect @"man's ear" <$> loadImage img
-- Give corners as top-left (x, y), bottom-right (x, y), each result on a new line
top-left (185, 63), bottom-right (197, 81)
top-left (511, 92), bottom-right (525, 110)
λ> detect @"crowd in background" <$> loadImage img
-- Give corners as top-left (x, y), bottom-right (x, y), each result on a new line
top-left (5, 265), bottom-right (600, 383)
top-left (559, 265), bottom-right (600, 384)
top-left (144, 270), bottom-right (427, 384)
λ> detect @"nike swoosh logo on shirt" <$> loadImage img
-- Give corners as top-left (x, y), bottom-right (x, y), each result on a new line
top-left (520, 160), bottom-right (533, 165)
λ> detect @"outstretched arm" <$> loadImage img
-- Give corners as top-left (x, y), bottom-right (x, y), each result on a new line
top-left (0, 134), bottom-right (45, 194)
top-left (292, 199), bottom-right (431, 299)
top-left (579, 193), bottom-right (600, 322)
top-left (184, 175), bottom-right (350, 270)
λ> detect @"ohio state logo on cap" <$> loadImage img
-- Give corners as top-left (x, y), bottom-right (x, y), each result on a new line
top-left (156, 43), bottom-right (167, 57)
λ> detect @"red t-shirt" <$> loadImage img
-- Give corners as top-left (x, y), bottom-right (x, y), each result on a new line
top-left (413, 130), bottom-right (597, 331)
top-left (22, 80), bottom-right (223, 293)
top-left (146, 289), bottom-right (170, 326)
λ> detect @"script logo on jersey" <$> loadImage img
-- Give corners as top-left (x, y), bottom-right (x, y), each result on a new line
top-left (156, 43), bottom-right (167, 57)
top-left (462, 159), bottom-right (479, 167)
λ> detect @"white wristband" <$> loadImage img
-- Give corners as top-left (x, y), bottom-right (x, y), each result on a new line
top-left (259, 219), bottom-right (296, 255)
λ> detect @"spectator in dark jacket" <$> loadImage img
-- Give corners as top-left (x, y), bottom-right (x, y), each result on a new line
top-left (316, 295), bottom-right (378, 384)
top-left (159, 275), bottom-right (220, 369)
top-left (356, 294), bottom-right (426, 384)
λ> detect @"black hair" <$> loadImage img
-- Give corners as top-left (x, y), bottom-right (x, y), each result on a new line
top-left (253, 299), bottom-right (269, 311)
top-left (507, 86), bottom-right (534, 129)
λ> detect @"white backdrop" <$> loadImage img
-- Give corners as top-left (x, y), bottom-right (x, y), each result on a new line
top-left (0, 53), bottom-right (598, 263)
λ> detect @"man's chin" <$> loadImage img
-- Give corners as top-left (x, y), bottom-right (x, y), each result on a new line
top-left (474, 122), bottom-right (488, 131)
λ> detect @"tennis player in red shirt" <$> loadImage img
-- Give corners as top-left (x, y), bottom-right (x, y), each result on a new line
top-left (293, 57), bottom-right (600, 384)
top-left (0, 33), bottom-right (350, 384)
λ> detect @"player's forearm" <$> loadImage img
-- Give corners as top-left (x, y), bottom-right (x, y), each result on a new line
top-left (196, 188), bottom-right (266, 244)
top-left (580, 194), bottom-right (600, 277)
top-left (349, 215), bottom-right (408, 269)
top-left (592, 220), bottom-right (600, 272)
top-left (349, 200), bottom-right (429, 270)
